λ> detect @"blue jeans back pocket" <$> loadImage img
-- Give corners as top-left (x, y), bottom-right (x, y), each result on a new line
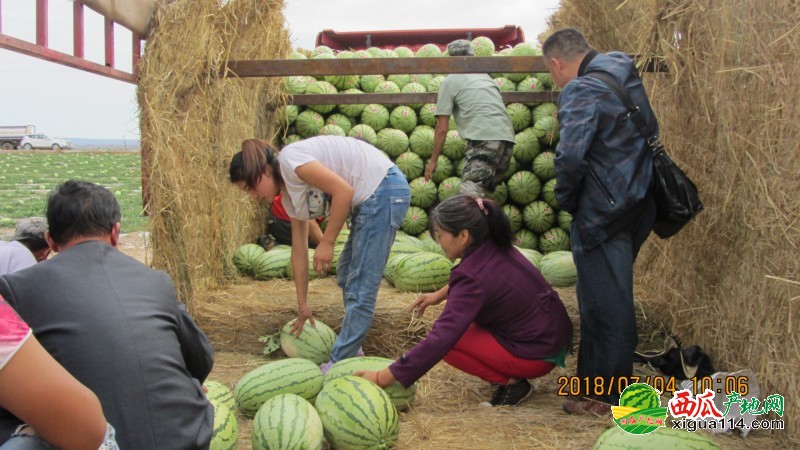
top-left (390, 196), bottom-right (410, 230)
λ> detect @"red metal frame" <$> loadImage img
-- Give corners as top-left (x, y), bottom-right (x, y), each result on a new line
top-left (0, 0), bottom-right (141, 84)
top-left (316, 25), bottom-right (526, 52)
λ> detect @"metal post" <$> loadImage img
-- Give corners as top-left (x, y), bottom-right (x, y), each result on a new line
top-left (36, 0), bottom-right (48, 47)
top-left (104, 17), bottom-right (114, 68)
top-left (73, 0), bottom-right (84, 58)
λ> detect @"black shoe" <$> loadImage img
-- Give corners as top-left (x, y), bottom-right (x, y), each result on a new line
top-left (494, 379), bottom-right (532, 406)
top-left (488, 384), bottom-right (506, 406)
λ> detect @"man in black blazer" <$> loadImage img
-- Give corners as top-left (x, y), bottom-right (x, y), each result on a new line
top-left (0, 180), bottom-right (215, 449)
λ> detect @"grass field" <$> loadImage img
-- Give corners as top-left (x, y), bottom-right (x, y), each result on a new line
top-left (0, 151), bottom-right (147, 233)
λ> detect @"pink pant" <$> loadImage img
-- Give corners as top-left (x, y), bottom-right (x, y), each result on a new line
top-left (442, 323), bottom-right (556, 385)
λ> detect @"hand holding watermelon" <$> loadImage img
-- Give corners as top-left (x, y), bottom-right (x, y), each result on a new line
top-left (291, 306), bottom-right (316, 337)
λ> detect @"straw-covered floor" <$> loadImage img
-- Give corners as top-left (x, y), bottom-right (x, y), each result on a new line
top-left (547, 1), bottom-right (800, 445)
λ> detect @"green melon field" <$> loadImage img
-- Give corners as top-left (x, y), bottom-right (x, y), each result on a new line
top-left (0, 151), bottom-right (147, 233)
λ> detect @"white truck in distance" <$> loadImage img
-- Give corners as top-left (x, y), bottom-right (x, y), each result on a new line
top-left (0, 125), bottom-right (70, 150)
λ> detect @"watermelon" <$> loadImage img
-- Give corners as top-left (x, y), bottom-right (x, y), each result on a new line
top-left (535, 72), bottom-right (555, 90)
top-left (280, 319), bottom-right (337, 364)
top-left (541, 178), bottom-right (559, 209)
top-left (384, 253), bottom-right (413, 285)
top-left (233, 243), bottom-right (267, 276)
top-left (348, 124), bottom-right (378, 146)
top-left (506, 103), bottom-right (532, 132)
top-left (491, 181), bottom-right (508, 205)
top-left (513, 128), bottom-right (542, 166)
top-left (395, 152), bottom-right (424, 180)
top-left (284, 75), bottom-right (315, 95)
top-left (532, 151), bottom-right (556, 181)
top-left (539, 227), bottom-right (571, 253)
top-left (533, 103), bottom-right (558, 123)
top-left (437, 176), bottom-right (462, 202)
top-left (417, 43), bottom-right (443, 57)
top-left (418, 103), bottom-right (438, 127)
top-left (295, 110), bottom-right (325, 138)
top-left (401, 82), bottom-right (427, 109)
top-left (338, 88), bottom-right (367, 118)
top-left (455, 158), bottom-right (465, 177)
top-left (204, 380), bottom-right (236, 413)
top-left (421, 239), bottom-right (446, 255)
top-left (490, 49), bottom-right (512, 78)
top-left (558, 210), bottom-right (573, 232)
top-left (324, 356), bottom-right (417, 411)
top-left (335, 229), bottom-right (350, 245)
top-left (393, 234), bottom-right (425, 248)
top-left (360, 74), bottom-right (386, 93)
top-left (288, 51), bottom-right (307, 60)
top-left (402, 206), bottom-right (429, 235)
top-left (533, 115), bottom-right (560, 146)
top-left (376, 128), bottom-right (409, 158)
top-left (427, 76), bottom-right (445, 93)
top-left (493, 77), bottom-right (517, 92)
top-left (282, 134), bottom-right (302, 146)
top-left (315, 376), bottom-right (399, 450)
top-left (409, 74), bottom-right (433, 90)
top-left (326, 113), bottom-right (353, 135)
top-left (442, 130), bottom-right (466, 160)
top-left (503, 204), bottom-right (523, 232)
top-left (234, 358), bottom-right (323, 416)
top-left (417, 230), bottom-right (434, 242)
top-left (515, 246), bottom-right (544, 269)
top-left (336, 50), bottom-right (355, 59)
top-left (507, 171), bottom-right (542, 205)
top-left (387, 74), bottom-right (411, 90)
top-left (305, 80), bottom-right (338, 114)
top-left (311, 45), bottom-right (333, 58)
top-left (366, 47), bottom-right (382, 57)
top-left (325, 71), bottom-right (360, 91)
top-left (252, 394), bottom-right (324, 450)
top-left (409, 177), bottom-right (438, 209)
top-left (251, 246), bottom-right (291, 280)
top-left (516, 77), bottom-right (544, 107)
top-left (409, 125), bottom-right (435, 158)
top-left (471, 36), bottom-right (495, 56)
top-left (286, 250), bottom-right (320, 279)
top-left (209, 400), bottom-right (238, 450)
top-left (373, 80), bottom-right (401, 106)
top-left (523, 201), bottom-right (556, 233)
top-left (390, 105), bottom-right (418, 133)
top-left (503, 156), bottom-right (519, 181)
top-left (539, 250), bottom-right (577, 287)
top-left (506, 43), bottom-right (541, 83)
top-left (427, 155), bottom-right (453, 184)
top-left (512, 229), bottom-right (538, 250)
top-left (277, 104), bottom-right (299, 127)
top-left (390, 241), bottom-right (426, 257)
top-left (361, 104), bottom-right (391, 131)
top-left (353, 50), bottom-right (372, 59)
top-left (394, 46), bottom-right (414, 58)
top-left (319, 124), bottom-right (346, 137)
top-left (393, 252), bottom-right (452, 292)
top-left (593, 426), bottom-right (722, 449)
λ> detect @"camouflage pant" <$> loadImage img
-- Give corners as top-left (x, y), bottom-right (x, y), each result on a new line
top-left (459, 140), bottom-right (513, 198)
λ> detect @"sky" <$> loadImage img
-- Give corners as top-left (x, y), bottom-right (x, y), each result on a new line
top-left (0, 0), bottom-right (560, 140)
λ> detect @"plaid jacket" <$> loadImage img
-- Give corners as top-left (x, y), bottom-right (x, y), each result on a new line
top-left (554, 51), bottom-right (657, 249)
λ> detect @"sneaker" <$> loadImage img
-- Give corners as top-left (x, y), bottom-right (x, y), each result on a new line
top-left (493, 379), bottom-right (532, 406)
top-left (319, 360), bottom-right (335, 375)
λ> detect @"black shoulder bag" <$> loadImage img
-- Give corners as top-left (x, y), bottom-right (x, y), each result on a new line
top-left (585, 71), bottom-right (703, 239)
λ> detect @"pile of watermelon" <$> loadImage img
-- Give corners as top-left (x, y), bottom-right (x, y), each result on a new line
top-left (277, 38), bottom-right (577, 288)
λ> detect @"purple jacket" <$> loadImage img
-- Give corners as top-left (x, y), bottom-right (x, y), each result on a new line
top-left (389, 242), bottom-right (573, 388)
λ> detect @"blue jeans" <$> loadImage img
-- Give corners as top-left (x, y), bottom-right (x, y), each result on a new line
top-left (0, 424), bottom-right (119, 450)
top-left (331, 166), bottom-right (410, 362)
top-left (571, 198), bottom-right (656, 403)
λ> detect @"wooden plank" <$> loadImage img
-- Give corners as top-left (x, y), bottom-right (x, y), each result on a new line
top-left (287, 91), bottom-right (559, 106)
top-left (226, 56), bottom-right (548, 78)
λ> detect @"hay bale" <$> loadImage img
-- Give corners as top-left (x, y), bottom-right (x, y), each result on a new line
top-left (137, 0), bottom-right (290, 311)
top-left (547, 1), bottom-right (800, 445)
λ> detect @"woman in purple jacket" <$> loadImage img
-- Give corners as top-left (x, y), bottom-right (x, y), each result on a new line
top-left (357, 193), bottom-right (573, 406)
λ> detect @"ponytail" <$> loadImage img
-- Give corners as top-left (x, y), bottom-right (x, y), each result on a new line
top-left (429, 193), bottom-right (512, 249)
top-left (229, 139), bottom-right (283, 189)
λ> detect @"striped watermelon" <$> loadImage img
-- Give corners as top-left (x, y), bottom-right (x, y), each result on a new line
top-left (503, 156), bottom-right (519, 181)
top-left (233, 243), bottom-right (267, 276)
top-left (558, 210), bottom-right (573, 232)
top-left (204, 380), bottom-right (236, 413)
top-left (314, 376), bottom-right (399, 450)
top-left (296, 110), bottom-right (325, 138)
top-left (539, 250), bottom-right (577, 287)
top-left (338, 89), bottom-right (367, 118)
top-left (541, 178), bottom-right (559, 209)
top-left (361, 104), bottom-right (391, 132)
top-left (319, 124), bottom-right (346, 137)
top-left (390, 105), bottom-right (418, 133)
top-left (418, 103), bottom-right (438, 127)
top-left (516, 77), bottom-right (544, 107)
top-left (442, 130), bottom-right (466, 160)
top-left (335, 229), bottom-right (350, 245)
top-left (539, 227), bottom-right (571, 253)
top-left (280, 319), bottom-right (337, 365)
top-left (533, 103), bottom-right (558, 123)
top-left (400, 82), bottom-right (427, 109)
top-left (417, 230), bottom-right (434, 242)
top-left (594, 426), bottom-right (722, 449)
top-left (507, 171), bottom-right (542, 205)
top-left (409, 125), bottom-right (435, 158)
top-left (252, 394), bottom-right (324, 450)
top-left (376, 128), bottom-right (409, 158)
top-left (394, 46), bottom-right (414, 58)
top-left (251, 246), bottom-right (291, 280)
top-left (360, 74), bottom-right (385, 93)
top-left (455, 158), bottom-right (465, 177)
top-left (515, 246), bottom-right (544, 269)
top-left (416, 43), bottom-right (442, 57)
top-left (506, 103), bottom-right (532, 132)
top-left (348, 124), bottom-right (378, 146)
top-left (402, 206), bottom-right (429, 236)
top-left (234, 358), bottom-right (323, 416)
top-left (427, 76), bottom-right (445, 93)
top-left (396, 152), bottom-right (424, 180)
top-left (491, 181), bottom-right (508, 205)
top-left (532, 151), bottom-right (556, 181)
top-left (325, 114), bottom-right (352, 135)
top-left (305, 81), bottom-right (338, 114)
top-left (282, 134), bottom-right (302, 146)
top-left (493, 77), bottom-right (517, 92)
top-left (323, 356), bottom-right (417, 411)
top-left (392, 252), bottom-right (452, 292)
top-left (421, 239), bottom-right (446, 256)
top-left (325, 71), bottom-right (360, 91)
top-left (384, 253), bottom-right (413, 285)
top-left (512, 229), bottom-right (538, 250)
top-left (523, 201), bottom-right (556, 233)
top-left (428, 155), bottom-right (453, 184)
top-left (437, 176), bottom-right (462, 202)
top-left (286, 250), bottom-right (320, 279)
top-left (513, 128), bottom-right (541, 165)
top-left (387, 74), bottom-right (411, 90)
top-left (209, 400), bottom-right (238, 450)
top-left (393, 234), bottom-right (425, 249)
top-left (390, 241), bottom-right (426, 256)
top-left (503, 204), bottom-right (523, 232)
top-left (533, 116), bottom-right (560, 146)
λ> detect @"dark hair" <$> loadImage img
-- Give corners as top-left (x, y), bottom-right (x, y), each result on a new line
top-left (229, 139), bottom-right (283, 189)
top-left (17, 237), bottom-right (49, 252)
top-left (542, 28), bottom-right (590, 61)
top-left (429, 193), bottom-right (512, 249)
top-left (46, 180), bottom-right (121, 246)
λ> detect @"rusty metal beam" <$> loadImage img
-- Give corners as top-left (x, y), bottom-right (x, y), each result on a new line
top-left (225, 56), bottom-right (548, 78)
top-left (104, 17), bottom-right (114, 67)
top-left (0, 33), bottom-right (137, 84)
top-left (287, 91), bottom-right (558, 106)
top-left (73, 1), bottom-right (84, 58)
